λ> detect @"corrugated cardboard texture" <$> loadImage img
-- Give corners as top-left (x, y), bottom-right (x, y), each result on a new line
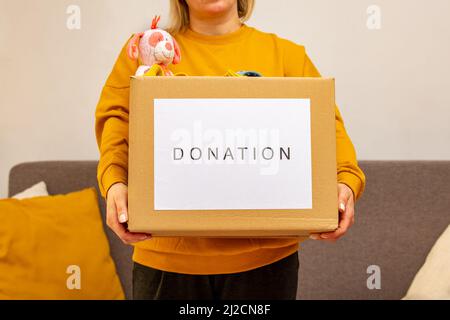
top-left (128, 77), bottom-right (337, 237)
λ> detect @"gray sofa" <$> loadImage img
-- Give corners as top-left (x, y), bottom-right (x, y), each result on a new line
top-left (8, 161), bottom-right (450, 300)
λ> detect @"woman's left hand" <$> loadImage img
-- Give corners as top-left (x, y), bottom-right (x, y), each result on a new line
top-left (310, 183), bottom-right (355, 242)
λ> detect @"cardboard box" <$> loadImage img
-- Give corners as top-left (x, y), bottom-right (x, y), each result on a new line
top-left (128, 76), bottom-right (337, 237)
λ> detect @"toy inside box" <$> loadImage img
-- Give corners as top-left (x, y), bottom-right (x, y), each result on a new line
top-left (128, 76), bottom-right (338, 237)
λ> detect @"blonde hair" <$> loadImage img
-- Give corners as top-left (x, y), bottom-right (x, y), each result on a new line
top-left (167, 0), bottom-right (255, 34)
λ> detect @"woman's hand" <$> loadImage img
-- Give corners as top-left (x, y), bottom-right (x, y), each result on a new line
top-left (310, 183), bottom-right (355, 242)
top-left (106, 182), bottom-right (151, 244)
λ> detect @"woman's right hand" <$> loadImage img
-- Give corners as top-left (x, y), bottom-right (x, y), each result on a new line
top-left (106, 182), bottom-right (151, 244)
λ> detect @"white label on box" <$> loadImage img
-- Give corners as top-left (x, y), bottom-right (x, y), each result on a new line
top-left (154, 98), bottom-right (312, 210)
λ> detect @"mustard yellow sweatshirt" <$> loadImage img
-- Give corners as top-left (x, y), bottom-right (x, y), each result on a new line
top-left (95, 24), bottom-right (366, 275)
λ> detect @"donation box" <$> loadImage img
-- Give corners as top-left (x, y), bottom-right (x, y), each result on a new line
top-left (128, 76), bottom-right (337, 237)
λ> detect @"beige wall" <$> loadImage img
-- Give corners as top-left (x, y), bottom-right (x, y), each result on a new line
top-left (1, 0), bottom-right (450, 197)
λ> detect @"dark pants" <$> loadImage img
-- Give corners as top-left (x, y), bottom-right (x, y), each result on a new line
top-left (132, 251), bottom-right (299, 300)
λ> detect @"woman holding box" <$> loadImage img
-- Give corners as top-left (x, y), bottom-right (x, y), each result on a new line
top-left (95, 0), bottom-right (366, 300)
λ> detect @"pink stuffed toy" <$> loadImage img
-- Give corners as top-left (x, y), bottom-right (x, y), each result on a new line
top-left (127, 16), bottom-right (181, 76)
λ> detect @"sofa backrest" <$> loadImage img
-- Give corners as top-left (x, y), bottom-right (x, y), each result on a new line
top-left (298, 161), bottom-right (450, 299)
top-left (8, 161), bottom-right (450, 300)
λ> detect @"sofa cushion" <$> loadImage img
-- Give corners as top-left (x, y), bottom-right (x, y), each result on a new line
top-left (403, 225), bottom-right (450, 300)
top-left (11, 181), bottom-right (48, 199)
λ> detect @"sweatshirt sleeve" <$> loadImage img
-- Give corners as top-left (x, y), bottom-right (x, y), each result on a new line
top-left (95, 37), bottom-right (138, 198)
top-left (302, 53), bottom-right (366, 200)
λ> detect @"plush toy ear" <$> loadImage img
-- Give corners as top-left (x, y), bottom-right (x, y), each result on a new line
top-left (127, 32), bottom-right (144, 60)
top-left (172, 37), bottom-right (181, 65)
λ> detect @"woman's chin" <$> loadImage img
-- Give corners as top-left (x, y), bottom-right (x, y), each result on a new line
top-left (194, 0), bottom-right (235, 15)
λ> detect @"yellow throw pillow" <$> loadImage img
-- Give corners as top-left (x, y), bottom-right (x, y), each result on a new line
top-left (0, 188), bottom-right (124, 300)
